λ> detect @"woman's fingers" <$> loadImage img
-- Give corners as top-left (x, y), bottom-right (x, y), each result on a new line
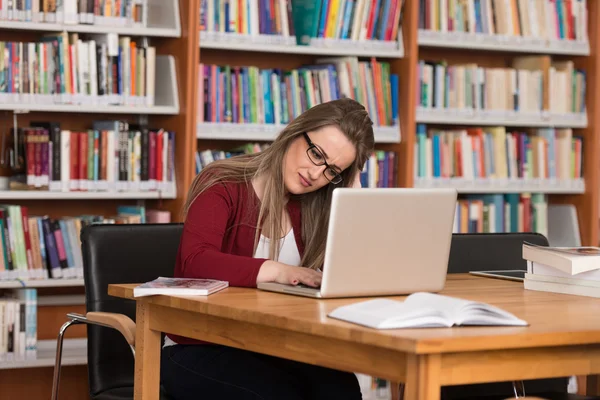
top-left (297, 270), bottom-right (322, 287)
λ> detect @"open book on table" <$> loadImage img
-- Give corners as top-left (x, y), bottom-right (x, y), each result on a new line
top-left (328, 292), bottom-right (528, 329)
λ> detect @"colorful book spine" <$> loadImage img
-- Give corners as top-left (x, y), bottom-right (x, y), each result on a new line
top-left (9, 121), bottom-right (176, 193)
top-left (453, 193), bottom-right (548, 236)
top-left (418, 0), bottom-right (588, 43)
top-left (199, 57), bottom-right (399, 128)
top-left (200, 0), bottom-right (404, 43)
top-left (0, 0), bottom-right (147, 26)
top-left (414, 124), bottom-right (583, 181)
top-left (417, 58), bottom-right (587, 115)
top-left (0, 34), bottom-right (156, 107)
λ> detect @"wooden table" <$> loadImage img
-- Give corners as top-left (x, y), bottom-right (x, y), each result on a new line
top-left (109, 274), bottom-right (600, 400)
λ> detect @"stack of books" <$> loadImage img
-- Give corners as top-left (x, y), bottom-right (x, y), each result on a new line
top-left (522, 242), bottom-right (600, 298)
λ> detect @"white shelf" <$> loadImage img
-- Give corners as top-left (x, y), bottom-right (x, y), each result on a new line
top-left (197, 122), bottom-right (401, 144)
top-left (0, 0), bottom-right (181, 37)
top-left (416, 107), bottom-right (588, 128)
top-left (418, 29), bottom-right (590, 56)
top-left (0, 190), bottom-right (176, 200)
top-left (0, 20), bottom-right (179, 37)
top-left (0, 55), bottom-right (179, 114)
top-left (199, 31), bottom-right (404, 58)
top-left (0, 278), bottom-right (84, 289)
top-left (0, 338), bottom-right (87, 370)
top-left (414, 178), bottom-right (585, 194)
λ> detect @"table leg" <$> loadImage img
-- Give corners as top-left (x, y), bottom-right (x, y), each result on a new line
top-left (403, 354), bottom-right (441, 400)
top-left (134, 301), bottom-right (162, 400)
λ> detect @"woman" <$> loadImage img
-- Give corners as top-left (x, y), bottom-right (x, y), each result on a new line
top-left (161, 98), bottom-right (375, 400)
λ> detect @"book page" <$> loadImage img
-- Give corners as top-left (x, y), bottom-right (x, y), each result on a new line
top-left (403, 292), bottom-right (528, 326)
top-left (328, 298), bottom-right (451, 329)
top-left (403, 292), bottom-right (471, 321)
top-left (524, 241), bottom-right (600, 256)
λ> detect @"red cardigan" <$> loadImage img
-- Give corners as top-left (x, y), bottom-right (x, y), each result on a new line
top-left (168, 179), bottom-right (305, 345)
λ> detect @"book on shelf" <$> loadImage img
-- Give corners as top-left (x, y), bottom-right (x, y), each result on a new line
top-left (198, 57), bottom-right (399, 129)
top-left (328, 292), bottom-right (528, 329)
top-left (418, 0), bottom-right (588, 43)
top-left (0, 205), bottom-right (166, 282)
top-left (195, 143), bottom-right (398, 188)
top-left (0, 32), bottom-right (156, 107)
top-left (0, 288), bottom-right (37, 363)
top-left (133, 277), bottom-right (229, 297)
top-left (0, 0), bottom-right (148, 27)
top-left (199, 0), bottom-right (404, 45)
top-left (453, 193), bottom-right (547, 236)
top-left (415, 125), bottom-right (583, 183)
top-left (2, 120), bottom-right (176, 193)
top-left (417, 57), bottom-right (586, 116)
top-left (523, 242), bottom-right (600, 299)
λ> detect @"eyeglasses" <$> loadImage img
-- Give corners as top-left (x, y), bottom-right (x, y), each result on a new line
top-left (303, 132), bottom-right (343, 185)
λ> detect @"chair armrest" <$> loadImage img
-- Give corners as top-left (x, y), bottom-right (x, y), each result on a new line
top-left (67, 312), bottom-right (136, 346)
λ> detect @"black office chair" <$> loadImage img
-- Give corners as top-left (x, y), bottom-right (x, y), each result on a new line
top-left (51, 223), bottom-right (184, 400)
top-left (441, 232), bottom-right (597, 400)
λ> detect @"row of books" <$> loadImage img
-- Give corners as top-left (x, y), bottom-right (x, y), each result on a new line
top-left (196, 143), bottom-right (398, 189)
top-left (0, 289), bottom-right (36, 363)
top-left (415, 125), bottom-right (582, 181)
top-left (417, 58), bottom-right (586, 115)
top-left (0, 205), bottom-right (168, 281)
top-left (5, 121), bottom-right (176, 193)
top-left (199, 0), bottom-right (404, 43)
top-left (454, 193), bottom-right (547, 236)
top-left (0, 0), bottom-right (147, 26)
top-left (0, 33), bottom-right (157, 107)
top-left (199, 57), bottom-right (399, 127)
top-left (419, 0), bottom-right (589, 43)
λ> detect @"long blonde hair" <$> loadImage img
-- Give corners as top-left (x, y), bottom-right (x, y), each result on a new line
top-left (184, 98), bottom-right (375, 270)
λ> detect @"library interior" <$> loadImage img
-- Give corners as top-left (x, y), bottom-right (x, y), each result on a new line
top-left (0, 0), bottom-right (599, 399)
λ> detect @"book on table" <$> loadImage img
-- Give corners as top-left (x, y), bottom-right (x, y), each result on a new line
top-left (522, 242), bottom-right (600, 298)
top-left (327, 292), bottom-right (528, 329)
top-left (133, 277), bottom-right (229, 297)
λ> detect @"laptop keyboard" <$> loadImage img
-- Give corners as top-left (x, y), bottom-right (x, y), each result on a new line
top-left (296, 283), bottom-right (320, 289)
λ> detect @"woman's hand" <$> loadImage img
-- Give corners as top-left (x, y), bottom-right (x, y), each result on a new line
top-left (257, 261), bottom-right (322, 287)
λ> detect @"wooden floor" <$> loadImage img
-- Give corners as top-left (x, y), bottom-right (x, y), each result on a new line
top-left (0, 365), bottom-right (89, 400)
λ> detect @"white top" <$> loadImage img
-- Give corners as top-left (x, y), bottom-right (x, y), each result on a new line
top-left (253, 228), bottom-right (301, 267)
top-left (163, 228), bottom-right (301, 348)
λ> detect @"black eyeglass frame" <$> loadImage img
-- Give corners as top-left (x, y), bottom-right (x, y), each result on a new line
top-left (302, 132), bottom-right (343, 185)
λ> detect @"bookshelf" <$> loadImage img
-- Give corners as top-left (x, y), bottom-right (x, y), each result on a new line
top-left (0, 0), bottom-right (200, 398)
top-left (1, 0), bottom-right (597, 398)
top-left (196, 0), bottom-right (408, 197)
top-left (411, 0), bottom-right (599, 248)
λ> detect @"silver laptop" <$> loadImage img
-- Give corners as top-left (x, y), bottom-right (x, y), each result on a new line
top-left (257, 187), bottom-right (458, 298)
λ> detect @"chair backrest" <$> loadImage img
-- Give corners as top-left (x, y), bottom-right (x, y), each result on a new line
top-left (81, 223), bottom-right (183, 398)
top-left (447, 232), bottom-right (549, 273)
top-left (442, 232), bottom-right (566, 400)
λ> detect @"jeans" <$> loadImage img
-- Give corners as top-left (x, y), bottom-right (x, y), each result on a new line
top-left (160, 344), bottom-right (363, 400)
